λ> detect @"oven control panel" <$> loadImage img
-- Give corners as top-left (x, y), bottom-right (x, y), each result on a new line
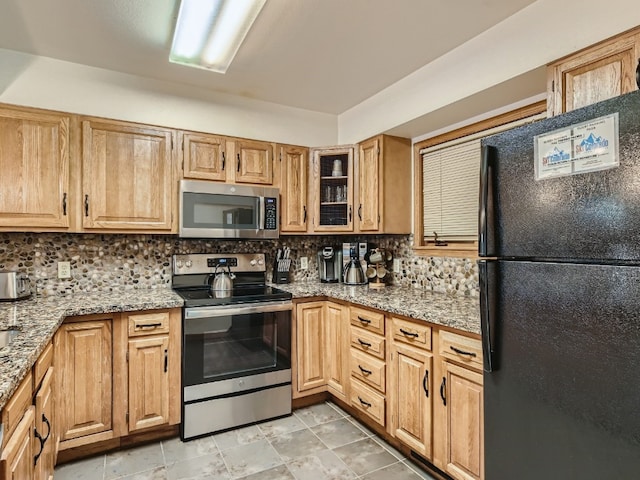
top-left (173, 253), bottom-right (266, 275)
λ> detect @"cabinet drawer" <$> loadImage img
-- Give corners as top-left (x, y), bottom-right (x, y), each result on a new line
top-left (128, 311), bottom-right (170, 337)
top-left (33, 341), bottom-right (53, 388)
top-left (350, 307), bottom-right (384, 335)
top-left (350, 348), bottom-right (386, 393)
top-left (350, 378), bottom-right (385, 427)
top-left (350, 327), bottom-right (385, 359)
top-left (391, 317), bottom-right (432, 350)
top-left (439, 330), bottom-right (483, 369)
top-left (1, 371), bottom-right (32, 444)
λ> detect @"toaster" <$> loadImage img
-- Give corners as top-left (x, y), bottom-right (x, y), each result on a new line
top-left (0, 271), bottom-right (32, 300)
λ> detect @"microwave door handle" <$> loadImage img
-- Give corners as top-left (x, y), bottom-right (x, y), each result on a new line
top-left (259, 197), bottom-right (266, 231)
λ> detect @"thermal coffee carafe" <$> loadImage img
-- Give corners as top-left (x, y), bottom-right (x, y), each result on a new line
top-left (318, 246), bottom-right (342, 283)
top-left (342, 244), bottom-right (367, 285)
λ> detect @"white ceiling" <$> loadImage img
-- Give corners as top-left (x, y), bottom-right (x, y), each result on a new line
top-left (0, 0), bottom-right (537, 115)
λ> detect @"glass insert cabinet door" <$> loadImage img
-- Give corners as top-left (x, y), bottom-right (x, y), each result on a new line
top-left (310, 145), bottom-right (355, 231)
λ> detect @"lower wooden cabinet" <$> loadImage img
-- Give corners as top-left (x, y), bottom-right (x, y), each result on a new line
top-left (388, 341), bottom-right (433, 458)
top-left (0, 406), bottom-right (35, 480)
top-left (439, 361), bottom-right (484, 480)
top-left (54, 308), bottom-right (181, 453)
top-left (325, 302), bottom-right (349, 401)
top-left (34, 368), bottom-right (55, 480)
top-left (294, 302), bottom-right (327, 396)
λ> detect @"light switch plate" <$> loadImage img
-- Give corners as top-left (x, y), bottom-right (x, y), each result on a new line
top-left (58, 261), bottom-right (71, 279)
top-left (300, 257), bottom-right (308, 270)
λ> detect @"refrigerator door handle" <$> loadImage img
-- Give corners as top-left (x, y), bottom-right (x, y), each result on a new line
top-left (479, 145), bottom-right (496, 257)
top-left (479, 259), bottom-right (498, 372)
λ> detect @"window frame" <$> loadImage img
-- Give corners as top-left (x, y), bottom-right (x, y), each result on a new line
top-left (412, 101), bottom-right (547, 258)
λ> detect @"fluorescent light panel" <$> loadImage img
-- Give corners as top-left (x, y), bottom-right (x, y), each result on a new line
top-left (170, 0), bottom-right (266, 73)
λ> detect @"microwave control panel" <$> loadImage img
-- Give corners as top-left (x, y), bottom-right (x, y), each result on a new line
top-left (265, 197), bottom-right (277, 230)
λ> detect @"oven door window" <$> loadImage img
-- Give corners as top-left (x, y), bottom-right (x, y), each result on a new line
top-left (182, 192), bottom-right (259, 230)
top-left (183, 309), bottom-right (291, 386)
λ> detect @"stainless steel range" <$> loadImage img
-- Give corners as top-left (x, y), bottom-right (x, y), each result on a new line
top-left (172, 253), bottom-right (293, 441)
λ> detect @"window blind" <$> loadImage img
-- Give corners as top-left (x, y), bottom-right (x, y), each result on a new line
top-left (421, 112), bottom-right (546, 242)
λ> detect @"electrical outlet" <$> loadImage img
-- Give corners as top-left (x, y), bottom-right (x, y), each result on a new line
top-left (58, 261), bottom-right (71, 279)
top-left (300, 257), bottom-right (308, 270)
top-left (393, 258), bottom-right (401, 273)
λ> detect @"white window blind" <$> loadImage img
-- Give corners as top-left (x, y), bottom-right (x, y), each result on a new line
top-left (423, 140), bottom-right (480, 241)
top-left (421, 112), bottom-right (546, 242)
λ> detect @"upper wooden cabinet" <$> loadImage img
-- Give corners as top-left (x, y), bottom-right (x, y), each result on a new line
top-left (81, 119), bottom-right (176, 232)
top-left (547, 27), bottom-right (640, 116)
top-left (233, 139), bottom-right (274, 185)
top-left (309, 145), bottom-right (355, 232)
top-left (0, 106), bottom-right (70, 230)
top-left (181, 131), bottom-right (227, 181)
top-left (278, 144), bottom-right (308, 233)
top-left (356, 135), bottom-right (411, 234)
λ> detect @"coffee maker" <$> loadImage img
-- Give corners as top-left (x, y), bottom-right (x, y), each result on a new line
top-left (318, 246), bottom-right (342, 283)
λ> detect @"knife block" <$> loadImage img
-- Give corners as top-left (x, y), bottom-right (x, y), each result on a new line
top-left (272, 259), bottom-right (291, 284)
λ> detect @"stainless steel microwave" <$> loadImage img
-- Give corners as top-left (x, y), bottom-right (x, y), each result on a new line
top-left (179, 180), bottom-right (279, 239)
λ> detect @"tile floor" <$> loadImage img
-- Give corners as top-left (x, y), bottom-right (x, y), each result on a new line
top-left (54, 401), bottom-right (437, 480)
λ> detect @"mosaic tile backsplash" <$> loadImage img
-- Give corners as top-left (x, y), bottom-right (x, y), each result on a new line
top-left (0, 233), bottom-right (479, 297)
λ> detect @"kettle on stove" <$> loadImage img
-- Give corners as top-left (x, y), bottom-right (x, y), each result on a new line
top-left (211, 264), bottom-right (235, 296)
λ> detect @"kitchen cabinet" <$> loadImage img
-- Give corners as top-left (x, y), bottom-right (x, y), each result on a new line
top-left (356, 135), bottom-right (411, 234)
top-left (233, 139), bottom-right (274, 185)
top-left (0, 105), bottom-right (70, 231)
top-left (278, 144), bottom-right (309, 233)
top-left (434, 330), bottom-right (484, 480)
top-left (325, 302), bottom-right (349, 401)
top-left (34, 368), bottom-right (55, 480)
top-left (294, 302), bottom-right (327, 396)
top-left (181, 131), bottom-right (227, 181)
top-left (348, 305), bottom-right (387, 428)
top-left (0, 406), bottom-right (35, 480)
top-left (388, 317), bottom-right (433, 458)
top-left (55, 315), bottom-right (125, 448)
top-left (309, 145), bottom-right (355, 232)
top-left (81, 118), bottom-right (176, 232)
top-left (54, 308), bottom-right (181, 453)
top-left (125, 310), bottom-right (180, 433)
top-left (547, 27), bottom-right (640, 116)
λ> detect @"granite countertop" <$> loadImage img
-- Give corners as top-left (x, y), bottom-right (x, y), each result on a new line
top-left (0, 288), bottom-right (184, 412)
top-left (275, 281), bottom-right (481, 336)
top-left (0, 282), bottom-right (480, 414)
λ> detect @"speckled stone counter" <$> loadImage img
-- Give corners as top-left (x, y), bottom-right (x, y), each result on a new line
top-left (0, 289), bottom-right (184, 412)
top-left (275, 281), bottom-right (481, 335)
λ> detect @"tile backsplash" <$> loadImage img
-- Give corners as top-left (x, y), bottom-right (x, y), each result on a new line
top-left (0, 233), bottom-right (478, 297)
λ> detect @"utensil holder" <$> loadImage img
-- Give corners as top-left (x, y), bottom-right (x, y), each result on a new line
top-left (273, 259), bottom-right (291, 284)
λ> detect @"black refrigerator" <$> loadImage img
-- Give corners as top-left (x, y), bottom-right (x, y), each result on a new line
top-left (479, 90), bottom-right (640, 479)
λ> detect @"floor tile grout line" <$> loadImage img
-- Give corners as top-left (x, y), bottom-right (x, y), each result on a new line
top-left (303, 421), bottom-right (360, 479)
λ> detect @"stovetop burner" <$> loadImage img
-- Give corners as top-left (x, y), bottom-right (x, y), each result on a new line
top-left (176, 285), bottom-right (292, 308)
top-left (171, 253), bottom-right (292, 308)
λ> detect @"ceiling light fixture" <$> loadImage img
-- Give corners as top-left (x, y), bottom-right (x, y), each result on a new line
top-left (170, 0), bottom-right (266, 74)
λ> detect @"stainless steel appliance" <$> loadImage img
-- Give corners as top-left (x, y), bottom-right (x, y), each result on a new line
top-left (172, 253), bottom-right (293, 440)
top-left (479, 91), bottom-right (640, 478)
top-left (317, 246), bottom-right (342, 283)
top-left (179, 180), bottom-right (279, 239)
top-left (342, 243), bottom-right (367, 285)
top-left (0, 271), bottom-right (31, 300)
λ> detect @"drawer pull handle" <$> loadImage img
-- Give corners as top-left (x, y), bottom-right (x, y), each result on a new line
top-left (423, 370), bottom-right (429, 397)
top-left (450, 345), bottom-right (477, 357)
top-left (357, 338), bottom-right (372, 348)
top-left (358, 396), bottom-right (372, 408)
top-left (357, 316), bottom-right (371, 325)
top-left (358, 365), bottom-right (373, 376)
top-left (400, 328), bottom-right (419, 338)
top-left (137, 322), bottom-right (163, 329)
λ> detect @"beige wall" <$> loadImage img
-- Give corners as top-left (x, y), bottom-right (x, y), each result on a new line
top-left (0, 48), bottom-right (337, 147)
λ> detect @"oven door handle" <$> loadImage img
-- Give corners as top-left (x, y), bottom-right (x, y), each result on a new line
top-left (184, 301), bottom-right (293, 319)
